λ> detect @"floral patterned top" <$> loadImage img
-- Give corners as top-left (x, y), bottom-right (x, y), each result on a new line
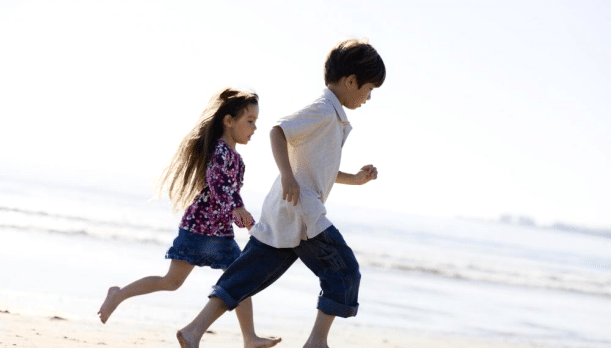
top-left (179, 139), bottom-right (252, 238)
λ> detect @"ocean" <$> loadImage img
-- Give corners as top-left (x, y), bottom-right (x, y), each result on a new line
top-left (1, 175), bottom-right (611, 347)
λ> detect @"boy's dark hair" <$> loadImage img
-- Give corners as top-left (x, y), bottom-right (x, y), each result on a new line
top-left (324, 38), bottom-right (386, 88)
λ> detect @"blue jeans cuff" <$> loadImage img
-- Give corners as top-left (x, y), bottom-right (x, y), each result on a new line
top-left (317, 296), bottom-right (359, 318)
top-left (209, 285), bottom-right (239, 310)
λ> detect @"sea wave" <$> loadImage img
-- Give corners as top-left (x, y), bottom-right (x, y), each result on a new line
top-left (0, 205), bottom-right (175, 245)
top-left (357, 252), bottom-right (611, 298)
top-left (3, 201), bottom-right (611, 299)
top-left (0, 206), bottom-right (170, 233)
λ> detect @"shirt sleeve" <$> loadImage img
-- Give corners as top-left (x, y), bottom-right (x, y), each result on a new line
top-left (206, 148), bottom-right (244, 214)
top-left (278, 103), bottom-right (332, 145)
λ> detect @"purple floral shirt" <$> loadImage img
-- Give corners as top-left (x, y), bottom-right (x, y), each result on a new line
top-left (179, 139), bottom-right (251, 238)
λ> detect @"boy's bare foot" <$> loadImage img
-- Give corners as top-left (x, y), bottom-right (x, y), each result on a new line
top-left (245, 336), bottom-right (282, 348)
top-left (97, 286), bottom-right (121, 324)
top-left (177, 329), bottom-right (199, 348)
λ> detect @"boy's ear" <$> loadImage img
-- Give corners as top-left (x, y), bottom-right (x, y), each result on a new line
top-left (223, 114), bottom-right (234, 128)
top-left (345, 74), bottom-right (358, 89)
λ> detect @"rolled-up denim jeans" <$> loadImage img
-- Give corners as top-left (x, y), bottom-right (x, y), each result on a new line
top-left (210, 225), bottom-right (361, 318)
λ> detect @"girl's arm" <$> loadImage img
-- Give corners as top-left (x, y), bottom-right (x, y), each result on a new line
top-left (233, 206), bottom-right (255, 229)
top-left (207, 156), bottom-right (244, 211)
top-left (336, 165), bottom-right (378, 185)
top-left (270, 126), bottom-right (300, 206)
top-left (207, 150), bottom-right (255, 229)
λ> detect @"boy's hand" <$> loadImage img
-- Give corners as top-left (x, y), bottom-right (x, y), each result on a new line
top-left (354, 164), bottom-right (378, 185)
top-left (233, 206), bottom-right (255, 230)
top-left (281, 174), bottom-right (300, 206)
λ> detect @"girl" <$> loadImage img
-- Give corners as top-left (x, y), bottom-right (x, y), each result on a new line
top-left (98, 88), bottom-right (281, 348)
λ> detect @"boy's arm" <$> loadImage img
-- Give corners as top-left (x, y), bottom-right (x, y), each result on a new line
top-left (270, 126), bottom-right (300, 206)
top-left (336, 165), bottom-right (378, 185)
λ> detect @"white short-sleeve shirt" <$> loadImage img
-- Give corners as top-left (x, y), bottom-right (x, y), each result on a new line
top-left (249, 88), bottom-right (352, 248)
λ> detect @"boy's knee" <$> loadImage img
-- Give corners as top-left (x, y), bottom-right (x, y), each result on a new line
top-left (345, 257), bottom-right (360, 282)
top-left (353, 269), bottom-right (361, 282)
top-left (341, 266), bottom-right (361, 296)
top-left (347, 269), bottom-right (361, 288)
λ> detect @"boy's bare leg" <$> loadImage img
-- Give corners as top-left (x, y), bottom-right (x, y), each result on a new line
top-left (234, 297), bottom-right (282, 348)
top-left (303, 310), bottom-right (335, 348)
top-left (98, 259), bottom-right (193, 323)
top-left (177, 296), bottom-right (228, 348)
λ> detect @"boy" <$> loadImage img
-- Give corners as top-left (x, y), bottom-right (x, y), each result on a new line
top-left (177, 38), bottom-right (386, 348)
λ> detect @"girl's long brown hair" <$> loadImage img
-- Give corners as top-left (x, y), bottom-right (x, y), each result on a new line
top-left (158, 87), bottom-right (258, 211)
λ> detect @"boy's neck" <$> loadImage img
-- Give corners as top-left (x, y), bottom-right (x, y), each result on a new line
top-left (326, 83), bottom-right (346, 108)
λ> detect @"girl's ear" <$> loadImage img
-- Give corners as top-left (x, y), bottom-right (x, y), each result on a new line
top-left (223, 114), bottom-right (234, 128)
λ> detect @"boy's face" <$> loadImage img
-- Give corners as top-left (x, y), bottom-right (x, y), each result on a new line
top-left (343, 81), bottom-right (376, 110)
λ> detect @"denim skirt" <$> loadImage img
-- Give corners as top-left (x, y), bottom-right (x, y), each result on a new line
top-left (165, 228), bottom-right (241, 269)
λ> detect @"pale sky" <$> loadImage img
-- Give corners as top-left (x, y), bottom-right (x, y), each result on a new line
top-left (1, 0), bottom-right (610, 229)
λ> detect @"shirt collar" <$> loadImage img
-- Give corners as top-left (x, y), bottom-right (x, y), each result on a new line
top-left (323, 87), bottom-right (349, 125)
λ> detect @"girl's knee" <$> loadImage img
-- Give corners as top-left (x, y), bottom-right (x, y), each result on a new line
top-left (162, 276), bottom-right (185, 291)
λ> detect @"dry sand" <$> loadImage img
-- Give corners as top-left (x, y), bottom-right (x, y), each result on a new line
top-left (0, 309), bottom-right (532, 348)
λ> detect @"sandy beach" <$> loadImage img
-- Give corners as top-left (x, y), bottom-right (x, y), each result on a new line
top-left (1, 309), bottom-right (532, 348)
top-left (2, 178), bottom-right (611, 348)
top-left (2, 227), bottom-right (606, 349)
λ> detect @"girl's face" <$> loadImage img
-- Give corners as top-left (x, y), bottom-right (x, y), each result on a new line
top-left (223, 103), bottom-right (259, 148)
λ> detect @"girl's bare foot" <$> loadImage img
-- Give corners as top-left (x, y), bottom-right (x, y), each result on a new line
top-left (177, 329), bottom-right (199, 348)
top-left (245, 336), bottom-right (282, 348)
top-left (303, 340), bottom-right (329, 348)
top-left (97, 286), bottom-right (121, 324)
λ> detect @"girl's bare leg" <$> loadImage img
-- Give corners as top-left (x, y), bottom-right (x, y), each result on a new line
top-left (234, 297), bottom-right (281, 348)
top-left (303, 310), bottom-right (335, 348)
top-left (98, 259), bottom-right (194, 323)
top-left (177, 296), bottom-right (228, 348)
top-left (177, 295), bottom-right (281, 348)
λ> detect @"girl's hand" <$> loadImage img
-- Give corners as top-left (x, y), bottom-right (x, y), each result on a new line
top-left (354, 164), bottom-right (378, 185)
top-left (281, 174), bottom-right (300, 206)
top-left (233, 207), bottom-right (255, 230)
